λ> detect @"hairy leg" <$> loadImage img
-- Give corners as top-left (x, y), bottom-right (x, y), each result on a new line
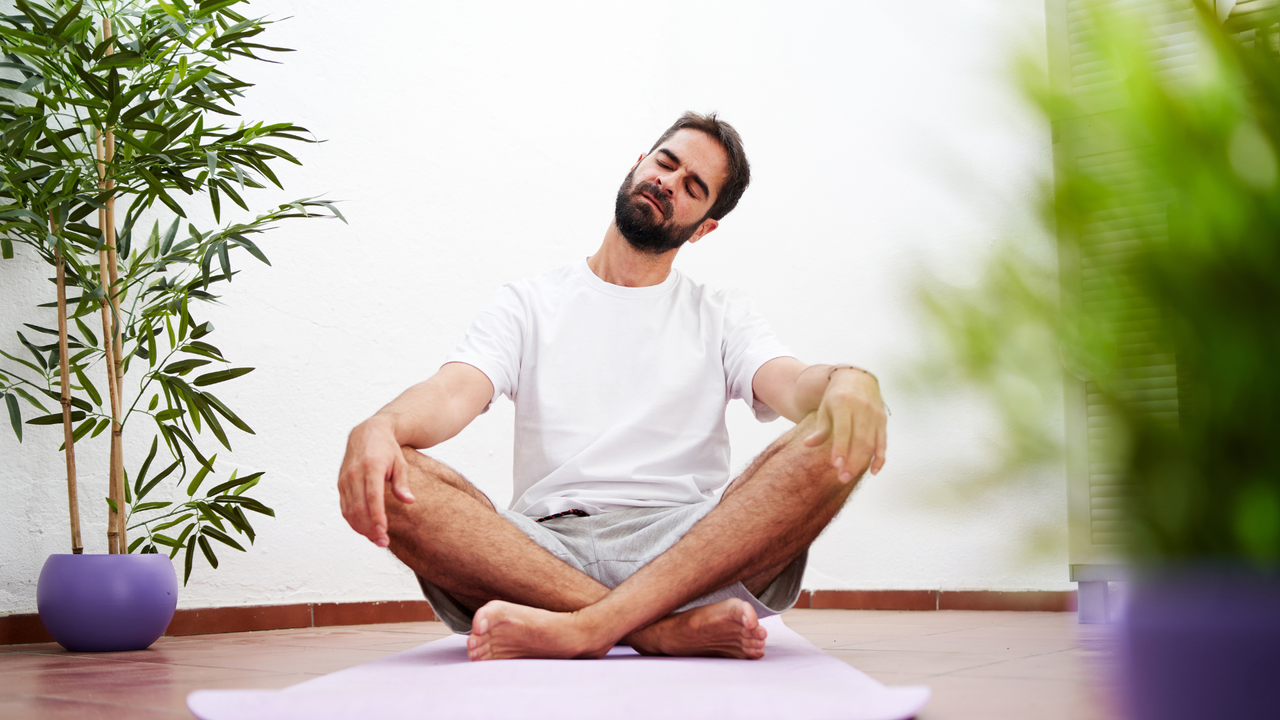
top-left (468, 413), bottom-right (862, 660)
top-left (386, 449), bottom-right (605, 611)
top-left (386, 449), bottom-right (764, 657)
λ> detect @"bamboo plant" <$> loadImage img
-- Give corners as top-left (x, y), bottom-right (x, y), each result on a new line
top-left (0, 0), bottom-right (344, 582)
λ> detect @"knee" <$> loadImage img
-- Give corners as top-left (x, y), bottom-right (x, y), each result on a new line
top-left (385, 449), bottom-right (483, 516)
top-left (383, 448), bottom-right (437, 518)
top-left (780, 414), bottom-right (866, 489)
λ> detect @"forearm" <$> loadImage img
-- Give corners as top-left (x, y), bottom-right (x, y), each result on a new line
top-left (366, 380), bottom-right (457, 449)
top-left (356, 362), bottom-right (493, 449)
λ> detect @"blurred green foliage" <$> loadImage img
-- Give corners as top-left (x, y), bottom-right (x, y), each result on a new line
top-left (927, 0), bottom-right (1280, 567)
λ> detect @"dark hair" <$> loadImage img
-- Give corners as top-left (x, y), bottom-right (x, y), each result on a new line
top-left (648, 112), bottom-right (750, 221)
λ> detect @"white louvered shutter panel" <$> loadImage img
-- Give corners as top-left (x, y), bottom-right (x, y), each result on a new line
top-left (1049, 0), bottom-right (1199, 569)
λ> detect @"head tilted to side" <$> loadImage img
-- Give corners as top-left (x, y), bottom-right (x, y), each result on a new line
top-left (614, 112), bottom-right (752, 255)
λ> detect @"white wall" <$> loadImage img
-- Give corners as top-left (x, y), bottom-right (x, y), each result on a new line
top-left (0, 0), bottom-right (1066, 615)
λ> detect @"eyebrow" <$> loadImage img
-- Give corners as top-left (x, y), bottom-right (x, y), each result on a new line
top-left (658, 148), bottom-right (710, 200)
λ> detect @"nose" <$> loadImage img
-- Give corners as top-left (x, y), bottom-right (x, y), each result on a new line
top-left (654, 172), bottom-right (675, 197)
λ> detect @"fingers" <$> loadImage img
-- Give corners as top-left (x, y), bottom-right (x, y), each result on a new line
top-left (365, 463), bottom-right (389, 547)
top-left (391, 451), bottom-right (416, 504)
top-left (803, 411), bottom-right (832, 448)
top-left (338, 456), bottom-right (389, 546)
top-left (871, 422), bottom-right (887, 475)
top-left (830, 409), bottom-right (854, 483)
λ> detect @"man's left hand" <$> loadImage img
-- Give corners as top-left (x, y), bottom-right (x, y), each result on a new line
top-left (802, 368), bottom-right (887, 482)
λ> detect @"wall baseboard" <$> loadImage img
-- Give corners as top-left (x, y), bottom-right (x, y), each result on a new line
top-left (0, 600), bottom-right (438, 646)
top-left (1, 589), bottom-right (1078, 646)
top-left (794, 589), bottom-right (1078, 612)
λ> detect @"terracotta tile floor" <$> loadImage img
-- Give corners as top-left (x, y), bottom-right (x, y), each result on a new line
top-left (0, 609), bottom-right (1119, 719)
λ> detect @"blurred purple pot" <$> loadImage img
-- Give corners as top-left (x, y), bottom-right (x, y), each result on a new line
top-left (37, 553), bottom-right (178, 652)
top-left (1120, 567), bottom-right (1280, 720)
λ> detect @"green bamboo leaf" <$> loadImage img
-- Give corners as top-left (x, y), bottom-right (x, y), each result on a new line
top-left (132, 501), bottom-right (171, 513)
top-left (208, 499), bottom-right (250, 534)
top-left (127, 536), bottom-right (147, 553)
top-left (88, 417), bottom-right (109, 438)
top-left (160, 217), bottom-right (180, 255)
top-left (149, 513), bottom-right (193, 533)
top-left (0, 348), bottom-right (46, 376)
top-left (105, 496), bottom-right (118, 513)
top-left (186, 454), bottom-right (217, 497)
top-left (192, 367), bottom-right (252, 386)
top-left (27, 410), bottom-right (84, 425)
top-left (183, 532), bottom-right (195, 583)
top-left (181, 341), bottom-right (224, 360)
top-left (11, 166), bottom-right (51, 183)
top-left (229, 232), bottom-right (269, 265)
top-left (39, 388), bottom-right (91, 412)
top-left (205, 470), bottom-right (262, 498)
top-left (199, 391), bottom-right (254, 435)
top-left (140, 458), bottom-right (181, 499)
top-left (164, 358), bottom-right (210, 375)
top-left (70, 417), bottom-right (95, 442)
top-left (10, 387), bottom-right (48, 413)
top-left (197, 534), bottom-right (218, 569)
top-left (72, 366), bottom-right (102, 407)
top-left (16, 332), bottom-right (48, 370)
top-left (73, 316), bottom-right (98, 348)
top-left (317, 200), bottom-right (346, 223)
top-left (217, 242), bottom-right (231, 283)
top-left (154, 408), bottom-right (184, 422)
top-left (120, 98), bottom-right (165, 124)
top-left (202, 524), bottom-right (245, 552)
top-left (151, 533), bottom-right (181, 548)
top-left (215, 495), bottom-right (274, 516)
top-left (4, 394), bottom-right (21, 442)
top-left (231, 505), bottom-right (255, 542)
top-left (232, 475), bottom-right (259, 496)
top-left (168, 424), bottom-right (210, 467)
top-left (134, 437), bottom-right (159, 496)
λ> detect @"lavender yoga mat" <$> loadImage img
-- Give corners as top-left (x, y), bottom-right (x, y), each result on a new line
top-left (187, 616), bottom-right (930, 720)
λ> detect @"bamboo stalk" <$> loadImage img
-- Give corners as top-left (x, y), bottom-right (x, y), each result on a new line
top-left (103, 16), bottom-right (126, 554)
top-left (95, 125), bottom-right (122, 555)
top-left (52, 215), bottom-right (83, 555)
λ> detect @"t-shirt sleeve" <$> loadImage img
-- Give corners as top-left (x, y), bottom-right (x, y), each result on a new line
top-left (442, 284), bottom-right (525, 410)
top-left (721, 289), bottom-right (794, 422)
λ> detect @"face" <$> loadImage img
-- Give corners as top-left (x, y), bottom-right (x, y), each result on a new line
top-left (614, 129), bottom-right (728, 255)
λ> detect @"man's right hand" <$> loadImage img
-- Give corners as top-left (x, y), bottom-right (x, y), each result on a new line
top-left (338, 415), bottom-right (416, 547)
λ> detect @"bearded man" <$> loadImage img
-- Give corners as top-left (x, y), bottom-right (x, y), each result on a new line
top-left (338, 112), bottom-right (888, 660)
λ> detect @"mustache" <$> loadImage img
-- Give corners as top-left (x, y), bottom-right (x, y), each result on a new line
top-left (632, 181), bottom-right (672, 219)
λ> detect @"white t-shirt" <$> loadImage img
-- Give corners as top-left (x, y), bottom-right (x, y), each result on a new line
top-left (445, 259), bottom-right (793, 518)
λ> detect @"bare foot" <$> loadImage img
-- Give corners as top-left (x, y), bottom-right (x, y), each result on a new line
top-left (467, 601), bottom-right (609, 661)
top-left (626, 598), bottom-right (767, 659)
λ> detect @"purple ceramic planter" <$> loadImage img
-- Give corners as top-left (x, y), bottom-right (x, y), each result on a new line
top-left (1120, 568), bottom-right (1280, 720)
top-left (37, 553), bottom-right (178, 652)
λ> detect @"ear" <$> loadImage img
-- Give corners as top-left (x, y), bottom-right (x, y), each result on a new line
top-left (687, 217), bottom-right (719, 245)
top-left (631, 153), bottom-right (644, 171)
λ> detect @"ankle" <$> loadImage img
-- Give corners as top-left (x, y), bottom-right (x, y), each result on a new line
top-left (572, 605), bottom-right (630, 656)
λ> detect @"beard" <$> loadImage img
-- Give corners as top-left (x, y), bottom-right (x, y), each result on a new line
top-left (613, 168), bottom-right (704, 255)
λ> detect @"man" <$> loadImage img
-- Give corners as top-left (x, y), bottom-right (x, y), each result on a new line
top-left (338, 112), bottom-right (887, 661)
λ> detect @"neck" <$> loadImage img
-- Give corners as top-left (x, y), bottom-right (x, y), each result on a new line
top-left (587, 222), bottom-right (680, 288)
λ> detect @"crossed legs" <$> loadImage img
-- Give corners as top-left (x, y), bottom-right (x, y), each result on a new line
top-left (385, 412), bottom-right (863, 661)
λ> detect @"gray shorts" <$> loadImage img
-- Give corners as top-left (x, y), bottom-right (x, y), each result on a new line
top-left (416, 501), bottom-right (808, 634)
